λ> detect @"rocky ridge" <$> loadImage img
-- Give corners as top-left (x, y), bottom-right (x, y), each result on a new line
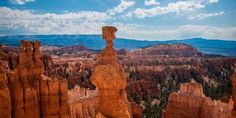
top-left (163, 80), bottom-right (233, 118)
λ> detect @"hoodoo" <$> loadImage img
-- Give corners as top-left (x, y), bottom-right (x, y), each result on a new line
top-left (232, 61), bottom-right (236, 117)
top-left (92, 26), bottom-right (132, 118)
top-left (163, 80), bottom-right (233, 118)
top-left (0, 40), bottom-right (70, 118)
top-left (0, 58), bottom-right (11, 118)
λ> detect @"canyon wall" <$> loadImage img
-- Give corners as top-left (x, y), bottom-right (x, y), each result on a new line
top-left (126, 79), bottom-right (160, 102)
top-left (0, 59), bottom-right (11, 118)
top-left (232, 61), bottom-right (236, 108)
top-left (68, 86), bottom-right (97, 118)
top-left (163, 80), bottom-right (233, 118)
top-left (0, 40), bottom-right (69, 118)
top-left (232, 61), bottom-right (236, 117)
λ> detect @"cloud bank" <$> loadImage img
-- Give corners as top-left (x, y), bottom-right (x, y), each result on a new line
top-left (189, 11), bottom-right (224, 20)
top-left (9, 0), bottom-right (35, 5)
top-left (107, 0), bottom-right (135, 15)
top-left (1, 0), bottom-right (236, 40)
top-left (125, 0), bottom-right (218, 19)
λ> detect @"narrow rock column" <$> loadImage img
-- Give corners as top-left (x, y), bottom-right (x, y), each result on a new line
top-left (92, 26), bottom-right (132, 118)
top-left (232, 61), bottom-right (236, 108)
top-left (0, 62), bottom-right (11, 118)
top-left (0, 44), bottom-right (3, 59)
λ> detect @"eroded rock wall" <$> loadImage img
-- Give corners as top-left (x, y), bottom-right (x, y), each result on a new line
top-left (163, 80), bottom-right (233, 118)
top-left (0, 61), bottom-right (11, 118)
top-left (0, 40), bottom-right (69, 118)
top-left (68, 85), bottom-right (98, 118)
top-left (232, 61), bottom-right (236, 117)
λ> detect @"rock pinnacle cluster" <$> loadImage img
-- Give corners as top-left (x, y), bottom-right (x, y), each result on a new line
top-left (164, 80), bottom-right (233, 118)
top-left (0, 40), bottom-right (69, 118)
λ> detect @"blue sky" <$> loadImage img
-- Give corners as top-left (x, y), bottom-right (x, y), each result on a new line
top-left (0, 0), bottom-right (236, 40)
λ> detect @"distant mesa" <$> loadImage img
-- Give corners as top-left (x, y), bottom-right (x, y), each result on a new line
top-left (1, 35), bottom-right (236, 57)
top-left (131, 44), bottom-right (203, 57)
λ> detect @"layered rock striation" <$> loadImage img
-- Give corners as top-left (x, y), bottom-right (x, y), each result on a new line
top-left (126, 79), bottom-right (160, 102)
top-left (92, 26), bottom-right (132, 118)
top-left (0, 40), bottom-right (69, 118)
top-left (232, 61), bottom-right (236, 117)
top-left (68, 86), bottom-right (98, 118)
top-left (0, 60), bottom-right (11, 118)
top-left (163, 80), bottom-right (233, 118)
top-left (232, 61), bottom-right (236, 107)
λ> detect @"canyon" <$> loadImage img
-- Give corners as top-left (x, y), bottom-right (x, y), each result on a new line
top-left (0, 26), bottom-right (236, 118)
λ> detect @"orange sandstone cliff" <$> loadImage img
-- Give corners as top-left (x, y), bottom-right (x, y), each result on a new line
top-left (0, 40), bottom-right (69, 118)
top-left (232, 61), bottom-right (236, 117)
top-left (92, 26), bottom-right (132, 118)
top-left (68, 85), bottom-right (98, 118)
top-left (0, 50), bottom-right (11, 118)
top-left (163, 80), bottom-right (233, 118)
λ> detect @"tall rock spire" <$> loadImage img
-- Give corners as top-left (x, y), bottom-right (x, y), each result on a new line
top-left (163, 81), bottom-right (233, 118)
top-left (232, 61), bottom-right (236, 109)
top-left (0, 61), bottom-right (11, 118)
top-left (92, 26), bottom-right (132, 118)
top-left (0, 44), bottom-right (3, 59)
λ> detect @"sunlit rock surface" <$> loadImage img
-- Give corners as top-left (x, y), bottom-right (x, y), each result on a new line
top-left (92, 26), bottom-right (133, 118)
top-left (68, 86), bottom-right (98, 118)
top-left (0, 60), bottom-right (11, 118)
top-left (163, 80), bottom-right (233, 118)
top-left (0, 40), bottom-right (69, 118)
top-left (232, 61), bottom-right (236, 117)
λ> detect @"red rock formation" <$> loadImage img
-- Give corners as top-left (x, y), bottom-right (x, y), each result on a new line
top-left (0, 44), bottom-right (3, 58)
top-left (39, 77), bottom-right (69, 118)
top-left (232, 61), bottom-right (236, 117)
top-left (68, 86), bottom-right (98, 118)
top-left (130, 44), bottom-right (202, 57)
top-left (131, 103), bottom-right (143, 118)
top-left (0, 40), bottom-right (69, 118)
top-left (126, 79), bottom-right (160, 102)
top-left (41, 54), bottom-right (55, 76)
top-left (0, 61), bottom-right (11, 118)
top-left (8, 40), bottom-right (40, 118)
top-left (117, 48), bottom-right (127, 55)
top-left (232, 61), bottom-right (236, 108)
top-left (163, 80), bottom-right (233, 118)
top-left (92, 26), bottom-right (132, 118)
top-left (68, 85), bottom-right (97, 103)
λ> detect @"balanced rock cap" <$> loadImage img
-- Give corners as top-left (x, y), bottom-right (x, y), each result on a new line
top-left (102, 26), bottom-right (117, 42)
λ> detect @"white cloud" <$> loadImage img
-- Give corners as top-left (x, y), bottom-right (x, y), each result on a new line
top-left (1, 6), bottom-right (235, 40)
top-left (144, 0), bottom-right (160, 6)
top-left (125, 0), bottom-right (220, 19)
top-left (189, 11), bottom-right (224, 20)
top-left (115, 24), bottom-right (236, 40)
top-left (9, 0), bottom-right (35, 5)
top-left (126, 1), bottom-right (205, 19)
top-left (0, 7), bottom-right (110, 34)
top-left (208, 0), bottom-right (218, 3)
top-left (107, 0), bottom-right (135, 15)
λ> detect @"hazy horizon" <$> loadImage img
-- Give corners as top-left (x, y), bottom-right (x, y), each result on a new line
top-left (0, 0), bottom-right (236, 40)
top-left (1, 34), bottom-right (236, 41)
